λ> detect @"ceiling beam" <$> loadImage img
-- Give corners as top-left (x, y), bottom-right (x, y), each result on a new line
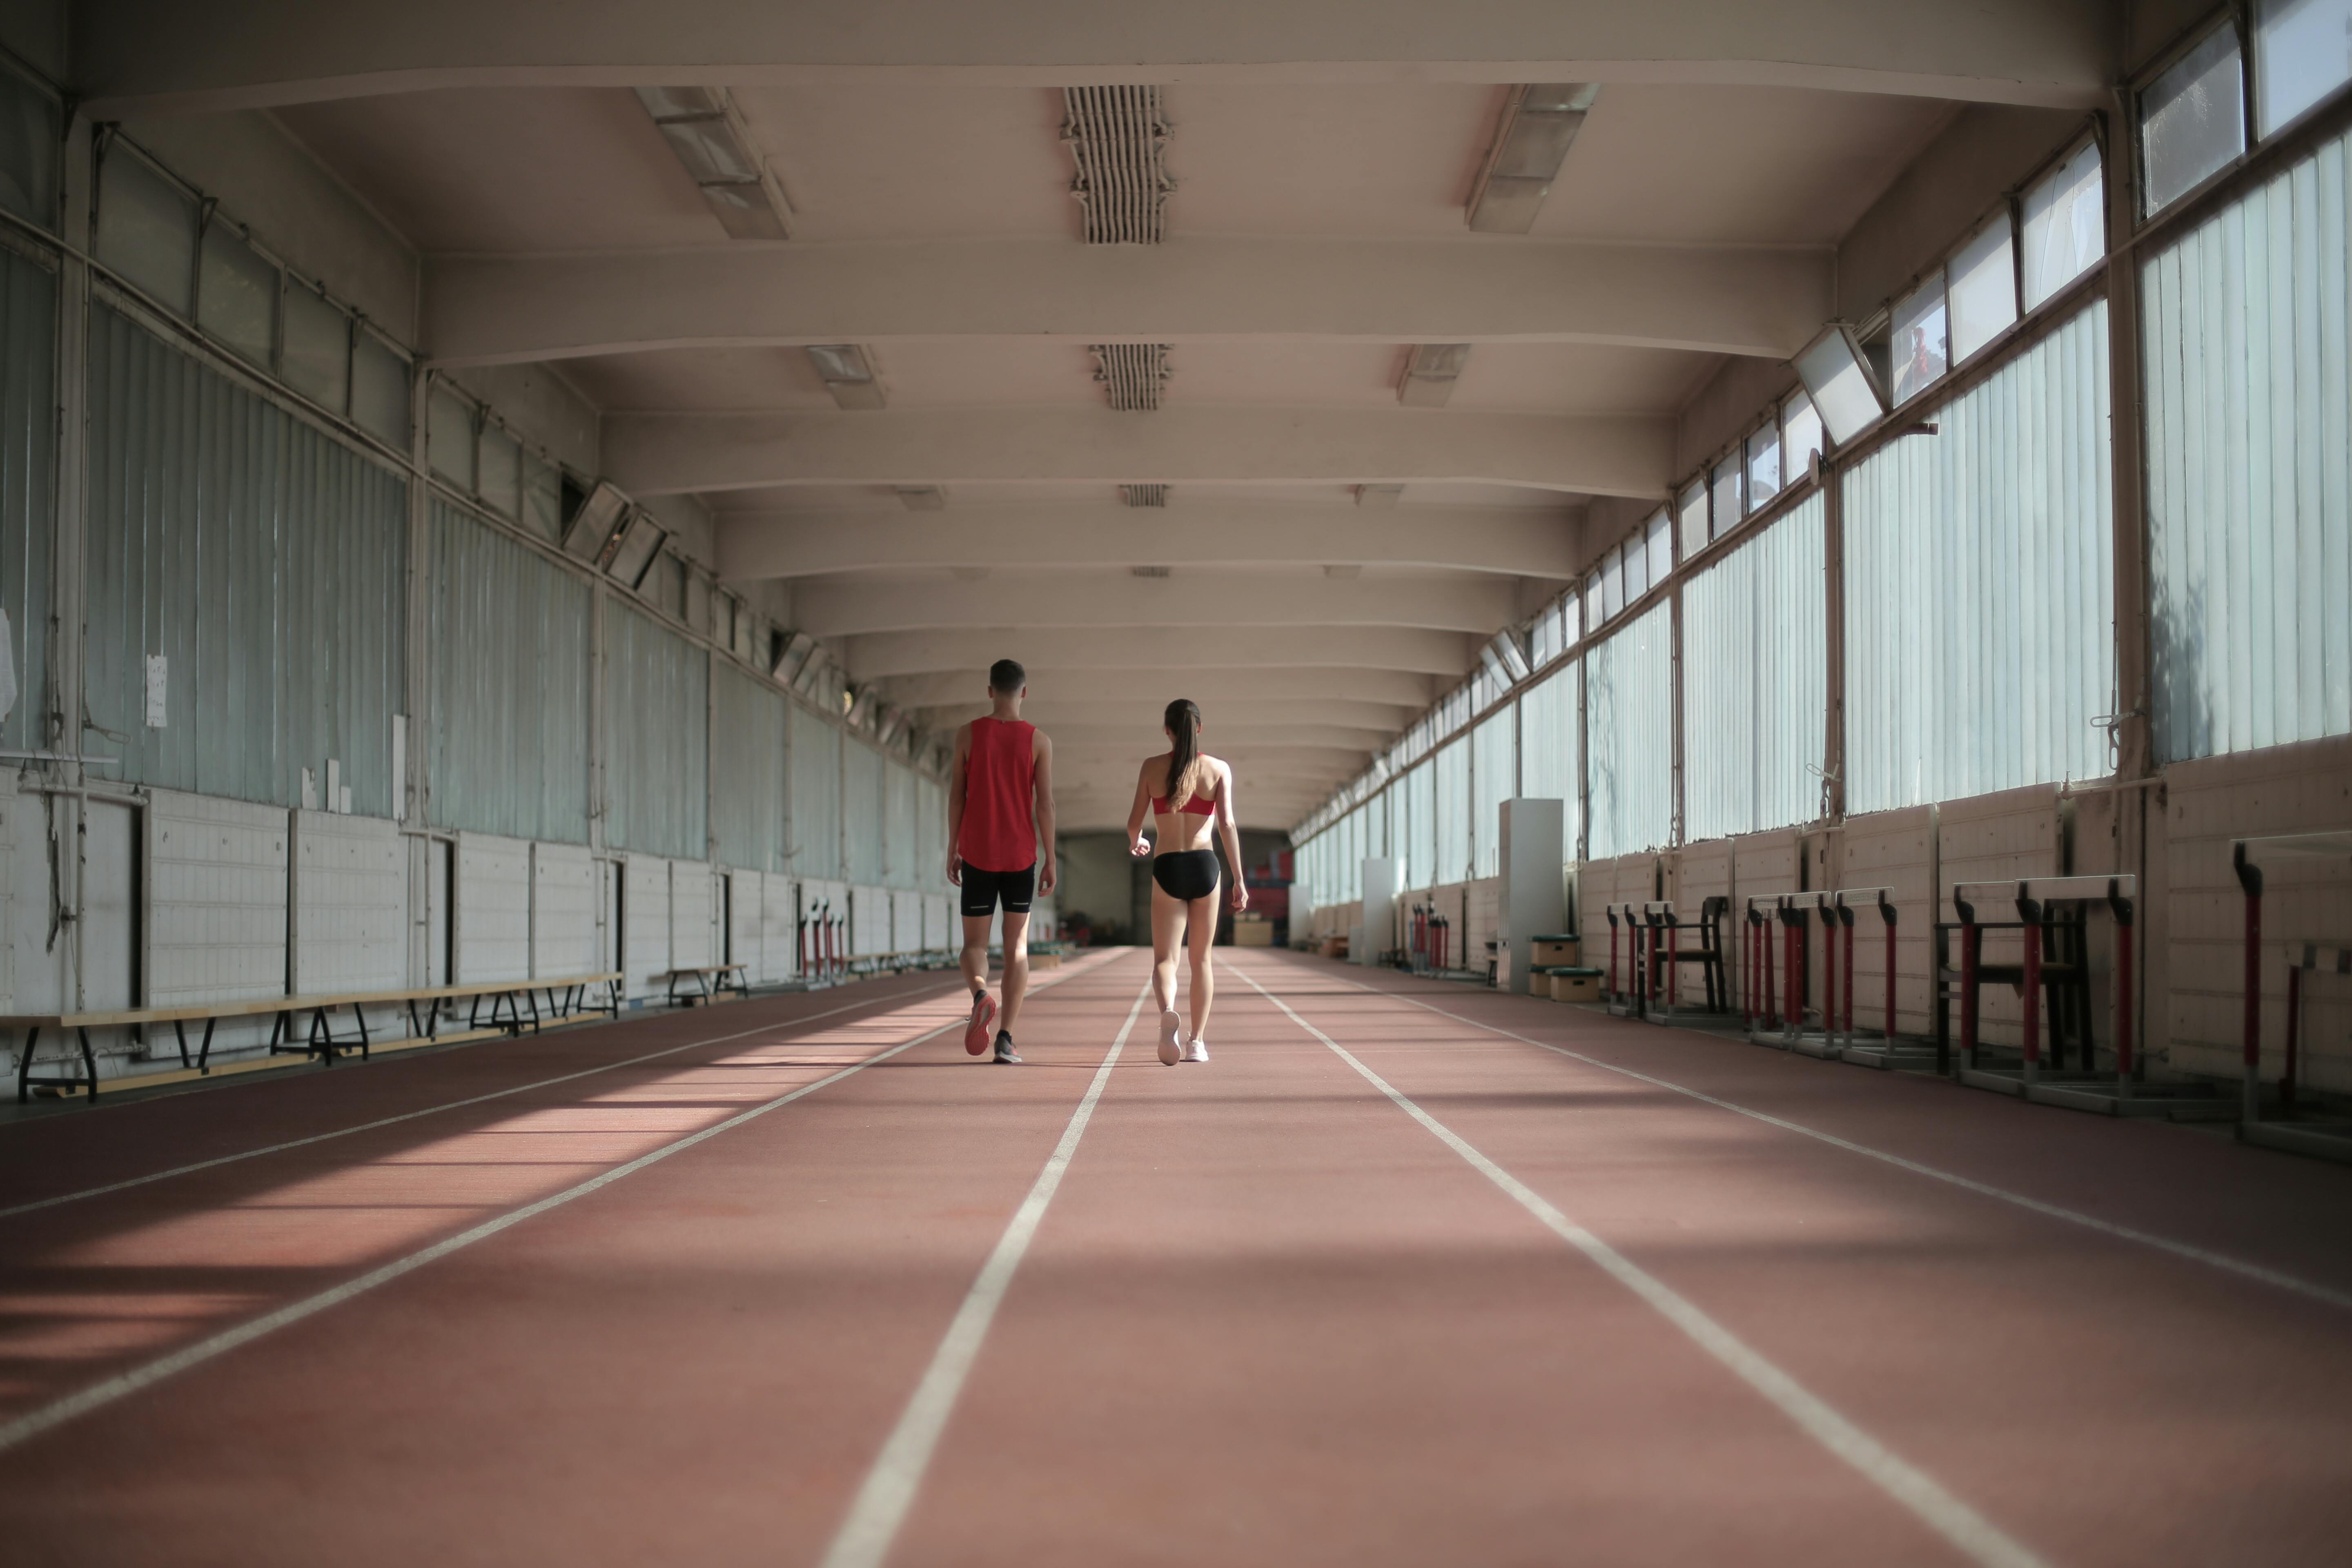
top-left (913, 697), bottom-right (1417, 731)
top-left (76, 2), bottom-right (2115, 118)
top-left (888, 666), bottom-right (1438, 711)
top-left (1023, 722), bottom-right (1391, 751)
top-left (606, 405), bottom-right (1671, 500)
top-left (425, 239), bottom-right (1826, 367)
top-left (791, 571), bottom-right (1519, 639)
top-left (845, 627), bottom-right (1472, 682)
top-left (719, 503), bottom-right (1576, 581)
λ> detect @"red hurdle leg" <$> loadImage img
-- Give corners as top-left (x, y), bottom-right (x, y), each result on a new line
top-left (1960, 919), bottom-right (1980, 1067)
top-left (2115, 914), bottom-right (2134, 1082)
top-left (1762, 922), bottom-right (1778, 1029)
top-left (2020, 919), bottom-right (2042, 1081)
top-left (1608, 920), bottom-right (1619, 1002)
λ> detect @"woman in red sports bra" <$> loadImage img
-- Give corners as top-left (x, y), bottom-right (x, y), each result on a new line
top-left (1126, 698), bottom-right (1249, 1066)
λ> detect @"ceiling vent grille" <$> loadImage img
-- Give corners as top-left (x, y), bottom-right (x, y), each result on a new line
top-left (1063, 86), bottom-right (1174, 244)
top-left (1091, 343), bottom-right (1172, 410)
top-left (1119, 483), bottom-right (1169, 508)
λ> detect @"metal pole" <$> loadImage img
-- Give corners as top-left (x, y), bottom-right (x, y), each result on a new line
top-left (2283, 964), bottom-right (2301, 1111)
top-left (1958, 895), bottom-right (1980, 1072)
top-left (2020, 898), bottom-right (2042, 1086)
top-left (2236, 848), bottom-right (2263, 1123)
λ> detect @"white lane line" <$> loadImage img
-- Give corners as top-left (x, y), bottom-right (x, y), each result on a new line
top-left (0, 1000), bottom-right (1007, 1457)
top-left (1234, 964), bottom-right (2050, 1568)
top-left (1270, 957), bottom-right (2352, 1316)
top-left (0, 967), bottom-right (1078, 1222)
top-left (819, 975), bottom-right (1154, 1568)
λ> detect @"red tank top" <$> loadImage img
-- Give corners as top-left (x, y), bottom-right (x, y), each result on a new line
top-left (959, 718), bottom-right (1038, 872)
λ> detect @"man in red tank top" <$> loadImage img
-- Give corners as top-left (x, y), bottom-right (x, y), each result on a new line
top-left (947, 659), bottom-right (1057, 1063)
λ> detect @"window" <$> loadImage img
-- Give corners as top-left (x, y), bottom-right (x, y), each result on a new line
top-left (1782, 390), bottom-right (1824, 477)
top-left (478, 424), bottom-right (521, 517)
top-left (1623, 527), bottom-right (1649, 603)
top-left (2258, 0), bottom-right (2352, 134)
top-left (96, 147), bottom-right (197, 316)
top-left (0, 66), bottom-right (61, 230)
top-left (1948, 212), bottom-right (2019, 363)
top-left (2022, 143), bottom-right (2106, 308)
top-left (428, 388), bottom-right (477, 490)
top-left (1710, 453), bottom-right (1742, 534)
top-left (1644, 507), bottom-right (1672, 585)
top-left (2143, 27), bottom-right (2247, 214)
top-left (194, 220), bottom-right (278, 368)
top-left (1472, 708), bottom-right (1514, 877)
top-left (1794, 326), bottom-right (1885, 443)
top-left (352, 330), bottom-right (412, 448)
top-left (1601, 544), bottom-right (1624, 621)
top-left (1677, 479), bottom-right (1708, 559)
top-left (1744, 421), bottom-right (1781, 512)
top-left (1583, 570), bottom-right (1603, 634)
top-left (1889, 270), bottom-right (1949, 403)
top-left (281, 283), bottom-right (350, 414)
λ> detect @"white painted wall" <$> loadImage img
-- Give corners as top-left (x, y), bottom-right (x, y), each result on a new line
top-left (531, 841), bottom-right (599, 980)
top-left (670, 859), bottom-right (715, 969)
top-left (760, 872), bottom-right (797, 983)
top-left (291, 809), bottom-right (406, 995)
top-left (455, 831), bottom-right (532, 983)
top-left (146, 789), bottom-right (289, 1005)
top-left (623, 855), bottom-right (671, 998)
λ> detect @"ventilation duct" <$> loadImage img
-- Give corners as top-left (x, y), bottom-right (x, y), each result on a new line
top-left (1466, 84), bottom-right (1599, 234)
top-left (1092, 343), bottom-right (1171, 410)
top-left (1399, 343), bottom-right (1471, 408)
top-left (1119, 483), bottom-right (1169, 507)
top-left (634, 87), bottom-right (794, 240)
top-left (807, 344), bottom-right (885, 410)
top-left (1062, 86), bottom-right (1174, 244)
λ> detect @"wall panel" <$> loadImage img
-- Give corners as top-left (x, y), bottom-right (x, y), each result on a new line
top-left (454, 831), bottom-right (531, 983)
top-left (789, 704), bottom-right (842, 881)
top-left (1585, 602), bottom-right (1674, 859)
top-left (712, 663), bottom-right (786, 873)
top-left (146, 788), bottom-right (286, 1005)
top-left (1685, 493), bottom-right (1828, 840)
top-left (0, 244), bottom-right (54, 755)
top-left (290, 809), bottom-right (404, 994)
top-left (530, 840), bottom-right (598, 980)
top-left (606, 601), bottom-right (707, 861)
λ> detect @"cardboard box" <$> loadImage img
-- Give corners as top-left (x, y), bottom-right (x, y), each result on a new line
top-left (1532, 935), bottom-right (1581, 967)
top-left (1545, 966), bottom-right (1601, 1002)
top-left (1234, 921), bottom-right (1274, 947)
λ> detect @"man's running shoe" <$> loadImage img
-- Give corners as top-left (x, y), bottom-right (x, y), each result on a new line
top-left (964, 989), bottom-right (998, 1055)
top-left (993, 1031), bottom-right (1023, 1064)
top-left (1182, 1038), bottom-right (1208, 1064)
top-left (1158, 1008), bottom-right (1183, 1066)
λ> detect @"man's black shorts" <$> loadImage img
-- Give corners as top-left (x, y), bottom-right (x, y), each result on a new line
top-left (960, 862), bottom-right (1036, 919)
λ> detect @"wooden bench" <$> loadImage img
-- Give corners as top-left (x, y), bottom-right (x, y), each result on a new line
top-left (6, 971), bottom-right (623, 1102)
top-left (659, 964), bottom-right (750, 1005)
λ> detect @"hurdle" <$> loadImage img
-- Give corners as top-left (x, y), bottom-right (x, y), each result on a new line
top-left (1604, 902), bottom-right (1647, 1018)
top-left (2233, 833), bottom-right (2352, 1155)
top-left (1742, 894), bottom-right (1806, 1047)
top-left (1810, 888), bottom-right (1934, 1071)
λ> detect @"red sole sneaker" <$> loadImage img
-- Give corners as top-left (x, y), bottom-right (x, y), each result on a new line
top-left (963, 991), bottom-right (998, 1055)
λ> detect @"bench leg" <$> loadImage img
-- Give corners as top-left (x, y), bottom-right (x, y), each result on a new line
top-left (172, 1017), bottom-right (191, 1070)
top-left (310, 1007), bottom-right (337, 1066)
top-left (354, 1003), bottom-right (372, 1061)
top-left (197, 1017), bottom-right (218, 1074)
top-left (527, 988), bottom-right (543, 1034)
top-left (78, 1027), bottom-right (98, 1100)
top-left (15, 1025), bottom-right (37, 1103)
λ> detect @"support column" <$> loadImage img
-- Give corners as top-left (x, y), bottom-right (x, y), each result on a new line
top-left (403, 367), bottom-right (432, 985)
top-left (51, 115), bottom-right (91, 1009)
top-left (1820, 457), bottom-right (1847, 822)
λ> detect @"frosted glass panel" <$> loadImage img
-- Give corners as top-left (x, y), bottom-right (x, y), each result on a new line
top-left (2022, 143), bottom-right (2105, 309)
top-left (1795, 328), bottom-right (1884, 443)
top-left (2258, 0), bottom-right (2352, 134)
top-left (96, 149), bottom-right (196, 316)
top-left (281, 284), bottom-right (349, 414)
top-left (2143, 27), bottom-right (2247, 214)
top-left (1782, 391), bottom-right (1823, 476)
top-left (196, 222), bottom-right (277, 368)
top-left (1889, 270), bottom-right (1949, 403)
top-left (1677, 479), bottom-right (1708, 558)
top-left (1949, 214), bottom-right (2019, 363)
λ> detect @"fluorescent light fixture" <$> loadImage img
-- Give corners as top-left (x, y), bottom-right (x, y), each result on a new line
top-left (1131, 565), bottom-right (1172, 578)
top-left (634, 87), bottom-right (793, 240)
top-left (1399, 343), bottom-right (1470, 408)
top-left (1793, 325), bottom-right (1886, 445)
top-left (1467, 84), bottom-right (1599, 234)
top-left (806, 344), bottom-right (886, 410)
top-left (1119, 483), bottom-right (1168, 507)
top-left (1355, 483), bottom-right (1404, 508)
top-left (894, 486), bottom-right (946, 510)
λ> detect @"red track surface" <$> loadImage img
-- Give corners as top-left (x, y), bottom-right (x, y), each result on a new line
top-left (2, 948), bottom-right (2349, 1566)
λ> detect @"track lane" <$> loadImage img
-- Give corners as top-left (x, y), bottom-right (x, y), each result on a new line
top-left (0, 951), bottom-right (1152, 1567)
top-left (1229, 951), bottom-right (2352, 1568)
top-left (889, 956), bottom-right (2007, 1567)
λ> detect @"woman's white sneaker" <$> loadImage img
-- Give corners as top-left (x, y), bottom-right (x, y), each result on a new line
top-left (1158, 1008), bottom-right (1183, 1065)
top-left (1182, 1038), bottom-right (1208, 1063)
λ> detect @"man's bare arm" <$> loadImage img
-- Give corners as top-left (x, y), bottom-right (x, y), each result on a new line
top-left (1031, 729), bottom-right (1058, 895)
top-left (944, 723), bottom-right (971, 885)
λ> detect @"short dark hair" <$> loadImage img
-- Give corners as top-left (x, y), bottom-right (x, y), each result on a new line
top-left (989, 658), bottom-right (1026, 694)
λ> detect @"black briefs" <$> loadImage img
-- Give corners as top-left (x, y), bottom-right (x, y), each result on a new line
top-left (1151, 848), bottom-right (1221, 902)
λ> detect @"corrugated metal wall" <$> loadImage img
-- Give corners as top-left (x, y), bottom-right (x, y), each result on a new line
top-left (604, 599), bottom-right (708, 860)
top-left (1472, 706), bottom-right (1514, 876)
top-left (1518, 661), bottom-right (1579, 850)
top-left (1402, 758), bottom-right (1434, 891)
top-left (788, 703), bottom-right (841, 880)
top-left (2145, 125), bottom-right (2352, 760)
top-left (1843, 301), bottom-right (2114, 814)
top-left (711, 661), bottom-right (787, 871)
top-left (0, 244), bottom-right (54, 755)
top-left (1584, 601), bottom-right (1674, 858)
top-left (917, 776), bottom-right (945, 888)
top-left (1684, 492), bottom-right (1828, 840)
top-left (429, 500), bottom-right (592, 842)
top-left (843, 737), bottom-right (884, 884)
top-left (883, 755), bottom-right (917, 885)
top-left (86, 304), bottom-right (406, 814)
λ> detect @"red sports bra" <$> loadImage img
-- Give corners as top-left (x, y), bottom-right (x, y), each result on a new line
top-left (1152, 780), bottom-right (1218, 816)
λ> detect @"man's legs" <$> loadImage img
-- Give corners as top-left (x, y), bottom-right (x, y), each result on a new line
top-left (999, 911), bottom-right (1032, 1033)
top-left (960, 913), bottom-right (993, 997)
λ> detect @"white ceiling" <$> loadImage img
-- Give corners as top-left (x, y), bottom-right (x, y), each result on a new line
top-left (257, 46), bottom-right (1973, 830)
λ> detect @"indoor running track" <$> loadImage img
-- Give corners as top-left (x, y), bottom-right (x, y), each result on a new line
top-left (1, 948), bottom-right (2349, 1566)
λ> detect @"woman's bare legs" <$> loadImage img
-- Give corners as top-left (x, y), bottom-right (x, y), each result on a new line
top-left (1151, 882), bottom-right (1189, 1062)
top-left (1184, 893), bottom-right (1216, 1045)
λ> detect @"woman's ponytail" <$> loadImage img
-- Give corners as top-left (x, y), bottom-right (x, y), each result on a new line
top-left (1163, 698), bottom-right (1204, 809)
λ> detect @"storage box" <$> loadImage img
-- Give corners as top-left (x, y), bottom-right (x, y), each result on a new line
top-left (1544, 966), bottom-right (1602, 1002)
top-left (1532, 935), bottom-right (1581, 968)
top-left (1234, 920), bottom-right (1274, 948)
